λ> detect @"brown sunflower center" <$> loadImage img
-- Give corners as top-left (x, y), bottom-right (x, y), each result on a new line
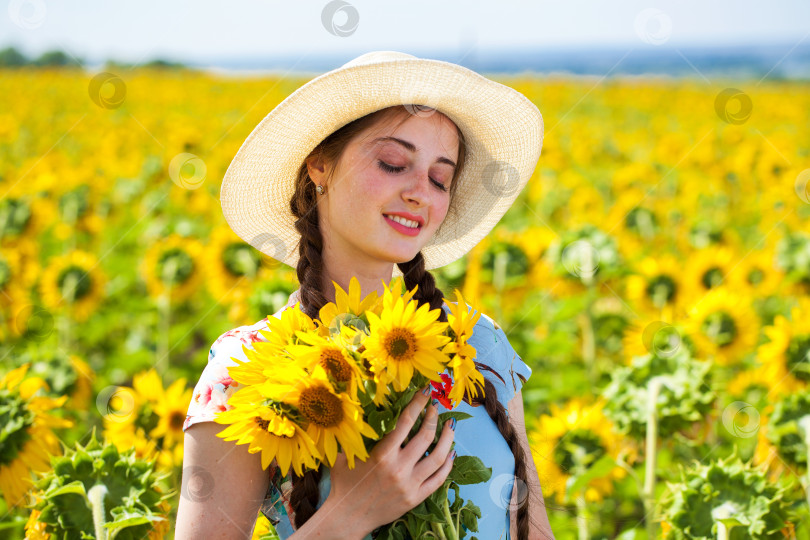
top-left (320, 348), bottom-right (352, 382)
top-left (701, 266), bottom-right (724, 290)
top-left (701, 311), bottom-right (737, 347)
top-left (255, 417), bottom-right (271, 431)
top-left (646, 274), bottom-right (677, 307)
top-left (299, 386), bottom-right (343, 427)
top-left (747, 267), bottom-right (765, 286)
top-left (170, 411), bottom-right (185, 430)
top-left (384, 328), bottom-right (417, 360)
top-left (553, 428), bottom-right (606, 472)
top-left (57, 266), bottom-right (92, 301)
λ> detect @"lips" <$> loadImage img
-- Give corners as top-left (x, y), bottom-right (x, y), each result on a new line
top-left (382, 212), bottom-right (425, 228)
top-left (383, 214), bottom-right (421, 237)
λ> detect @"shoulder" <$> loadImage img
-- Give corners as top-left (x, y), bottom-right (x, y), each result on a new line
top-left (208, 300), bottom-right (300, 361)
top-left (209, 317), bottom-right (270, 358)
top-left (441, 300), bottom-right (507, 348)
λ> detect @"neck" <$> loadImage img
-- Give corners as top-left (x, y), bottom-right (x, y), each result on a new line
top-left (320, 262), bottom-right (397, 304)
top-left (317, 240), bottom-right (402, 304)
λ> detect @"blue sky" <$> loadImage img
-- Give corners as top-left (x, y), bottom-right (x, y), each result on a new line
top-left (3, 0), bottom-right (809, 66)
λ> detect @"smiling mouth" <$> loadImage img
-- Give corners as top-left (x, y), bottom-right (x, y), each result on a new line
top-left (383, 214), bottom-right (422, 229)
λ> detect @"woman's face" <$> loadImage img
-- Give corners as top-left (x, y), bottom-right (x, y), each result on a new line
top-left (309, 111), bottom-right (460, 269)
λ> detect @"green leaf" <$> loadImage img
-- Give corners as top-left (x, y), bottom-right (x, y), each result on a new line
top-left (458, 500), bottom-right (482, 533)
top-left (447, 455), bottom-right (492, 485)
top-left (438, 411), bottom-right (472, 423)
top-left (424, 493), bottom-right (445, 520)
top-left (46, 480), bottom-right (87, 498)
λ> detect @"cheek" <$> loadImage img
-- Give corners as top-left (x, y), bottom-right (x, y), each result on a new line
top-left (332, 170), bottom-right (388, 220)
top-left (432, 197), bottom-right (451, 226)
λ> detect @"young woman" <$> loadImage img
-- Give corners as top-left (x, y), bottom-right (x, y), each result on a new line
top-left (176, 51), bottom-right (554, 539)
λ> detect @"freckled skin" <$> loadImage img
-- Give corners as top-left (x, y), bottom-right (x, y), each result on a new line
top-left (308, 112), bottom-right (459, 275)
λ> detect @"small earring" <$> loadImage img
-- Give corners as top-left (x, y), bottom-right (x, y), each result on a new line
top-left (315, 184), bottom-right (324, 195)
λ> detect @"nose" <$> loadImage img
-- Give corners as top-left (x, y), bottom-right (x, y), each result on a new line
top-left (401, 169), bottom-right (431, 206)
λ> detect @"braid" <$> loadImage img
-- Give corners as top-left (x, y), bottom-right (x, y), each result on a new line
top-left (288, 176), bottom-right (328, 529)
top-left (396, 253), bottom-right (534, 540)
top-left (281, 104), bottom-right (550, 537)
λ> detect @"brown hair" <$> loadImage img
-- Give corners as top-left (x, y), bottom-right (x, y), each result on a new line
top-left (287, 105), bottom-right (539, 539)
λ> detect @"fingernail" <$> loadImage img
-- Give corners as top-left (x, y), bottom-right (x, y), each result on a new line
top-left (422, 386), bottom-right (431, 396)
top-left (425, 450), bottom-right (430, 457)
top-left (431, 398), bottom-right (439, 407)
top-left (450, 418), bottom-right (457, 430)
top-left (451, 450), bottom-right (457, 461)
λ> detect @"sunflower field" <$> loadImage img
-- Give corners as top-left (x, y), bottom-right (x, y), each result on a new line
top-left (1, 67), bottom-right (809, 539)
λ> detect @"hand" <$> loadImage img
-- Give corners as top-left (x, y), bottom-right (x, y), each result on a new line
top-left (326, 386), bottom-right (456, 537)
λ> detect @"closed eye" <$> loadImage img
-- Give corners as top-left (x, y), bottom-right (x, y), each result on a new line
top-left (377, 160), bottom-right (449, 193)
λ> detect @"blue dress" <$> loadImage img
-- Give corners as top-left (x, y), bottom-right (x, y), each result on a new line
top-left (184, 301), bottom-right (533, 539)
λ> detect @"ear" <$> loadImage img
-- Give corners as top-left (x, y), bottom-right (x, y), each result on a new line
top-left (305, 152), bottom-right (329, 187)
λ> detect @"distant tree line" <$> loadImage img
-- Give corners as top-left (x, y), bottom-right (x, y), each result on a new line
top-left (0, 46), bottom-right (188, 70)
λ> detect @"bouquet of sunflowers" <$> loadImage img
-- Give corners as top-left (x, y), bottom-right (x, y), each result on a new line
top-left (213, 276), bottom-right (492, 539)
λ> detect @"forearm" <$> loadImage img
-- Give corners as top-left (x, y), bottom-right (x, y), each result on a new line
top-left (288, 495), bottom-right (370, 540)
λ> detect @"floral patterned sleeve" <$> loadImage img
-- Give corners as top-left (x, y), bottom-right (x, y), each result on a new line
top-left (183, 321), bottom-right (268, 433)
top-left (183, 314), bottom-right (301, 539)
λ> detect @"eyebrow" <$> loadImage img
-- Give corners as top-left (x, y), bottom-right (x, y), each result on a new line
top-left (372, 136), bottom-right (457, 169)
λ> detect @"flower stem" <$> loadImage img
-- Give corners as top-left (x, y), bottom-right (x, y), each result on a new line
top-left (643, 377), bottom-right (663, 540)
top-left (575, 494), bottom-right (589, 540)
top-left (157, 255), bottom-right (177, 377)
top-left (441, 482), bottom-right (459, 540)
top-left (87, 483), bottom-right (108, 540)
top-left (60, 270), bottom-right (78, 350)
top-left (431, 521), bottom-right (448, 540)
top-left (579, 308), bottom-right (596, 389)
top-left (716, 521), bottom-right (729, 540)
top-left (798, 415), bottom-right (810, 509)
top-left (156, 291), bottom-right (171, 377)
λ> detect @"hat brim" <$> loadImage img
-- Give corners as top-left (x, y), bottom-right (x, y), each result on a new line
top-left (219, 56), bottom-right (544, 271)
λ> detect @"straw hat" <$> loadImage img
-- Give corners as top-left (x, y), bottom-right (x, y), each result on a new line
top-left (219, 50), bottom-right (544, 271)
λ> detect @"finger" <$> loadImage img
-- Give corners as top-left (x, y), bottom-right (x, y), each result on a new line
top-left (417, 447), bottom-right (456, 502)
top-left (375, 385), bottom-right (432, 454)
top-left (413, 415), bottom-right (455, 479)
top-left (401, 402), bottom-right (441, 464)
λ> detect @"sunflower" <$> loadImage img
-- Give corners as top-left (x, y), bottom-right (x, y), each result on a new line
top-left (528, 398), bottom-right (629, 504)
top-left (14, 348), bottom-right (95, 411)
top-left (254, 301), bottom-right (318, 354)
top-left (0, 364), bottom-right (72, 507)
top-left (24, 429), bottom-right (172, 540)
top-left (0, 192), bottom-right (54, 248)
top-left (621, 317), bottom-right (693, 365)
top-left (727, 367), bottom-right (771, 402)
top-left (727, 247), bottom-right (784, 298)
top-left (625, 254), bottom-right (689, 319)
top-left (272, 375), bottom-right (378, 469)
top-left (215, 385), bottom-right (322, 476)
top-left (206, 226), bottom-right (267, 303)
top-left (681, 246), bottom-right (738, 298)
top-left (141, 233), bottom-right (205, 301)
top-left (150, 377), bottom-right (193, 467)
top-left (102, 369), bottom-right (190, 468)
top-left (660, 452), bottom-right (793, 539)
top-left (24, 507), bottom-right (50, 540)
top-left (757, 297), bottom-right (810, 397)
top-left (39, 250), bottom-right (106, 322)
top-left (442, 289), bottom-right (486, 407)
top-left (318, 276), bottom-right (381, 334)
top-left (286, 331), bottom-right (367, 401)
top-left (363, 286), bottom-right (450, 402)
top-left (682, 286), bottom-right (759, 366)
